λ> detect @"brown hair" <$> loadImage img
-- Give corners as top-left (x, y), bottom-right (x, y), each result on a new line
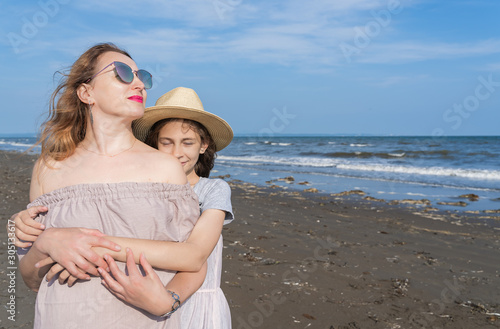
top-left (37, 43), bottom-right (132, 163)
top-left (145, 118), bottom-right (217, 178)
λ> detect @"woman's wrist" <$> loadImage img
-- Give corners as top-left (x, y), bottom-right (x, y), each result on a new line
top-left (31, 228), bottom-right (53, 255)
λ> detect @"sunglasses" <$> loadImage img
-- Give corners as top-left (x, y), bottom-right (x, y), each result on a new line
top-left (85, 61), bottom-right (153, 89)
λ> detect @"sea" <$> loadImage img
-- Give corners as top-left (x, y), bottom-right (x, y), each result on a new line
top-left (2, 135), bottom-right (499, 217)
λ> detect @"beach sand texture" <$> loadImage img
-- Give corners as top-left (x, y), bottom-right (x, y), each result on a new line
top-left (1, 150), bottom-right (499, 328)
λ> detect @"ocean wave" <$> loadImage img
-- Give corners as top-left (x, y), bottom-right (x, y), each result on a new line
top-left (0, 141), bottom-right (38, 148)
top-left (297, 149), bottom-right (459, 159)
top-left (350, 143), bottom-right (371, 147)
top-left (336, 163), bottom-right (500, 181)
top-left (218, 155), bottom-right (339, 168)
top-left (0, 140), bottom-right (40, 152)
top-left (300, 151), bottom-right (406, 159)
top-left (217, 155), bottom-right (500, 181)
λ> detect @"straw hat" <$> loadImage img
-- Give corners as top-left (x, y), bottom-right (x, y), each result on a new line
top-left (133, 87), bottom-right (233, 151)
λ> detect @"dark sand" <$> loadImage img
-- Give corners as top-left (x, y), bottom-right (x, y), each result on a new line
top-left (1, 150), bottom-right (499, 328)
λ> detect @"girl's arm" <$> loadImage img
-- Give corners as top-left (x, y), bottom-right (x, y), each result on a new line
top-left (38, 208), bottom-right (226, 273)
top-left (15, 207), bottom-right (224, 288)
top-left (96, 208), bottom-right (226, 271)
top-left (10, 206), bottom-right (47, 248)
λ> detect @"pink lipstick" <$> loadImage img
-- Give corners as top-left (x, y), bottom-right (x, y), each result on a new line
top-left (128, 95), bottom-right (143, 103)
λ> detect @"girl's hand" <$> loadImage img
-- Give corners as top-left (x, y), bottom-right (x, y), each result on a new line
top-left (45, 263), bottom-right (84, 287)
top-left (99, 249), bottom-right (172, 316)
top-left (10, 206), bottom-right (47, 248)
top-left (33, 227), bottom-right (121, 280)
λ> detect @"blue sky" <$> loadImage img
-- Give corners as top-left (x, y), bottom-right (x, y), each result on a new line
top-left (1, 0), bottom-right (500, 136)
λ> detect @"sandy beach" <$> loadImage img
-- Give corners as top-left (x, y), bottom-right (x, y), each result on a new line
top-left (1, 150), bottom-right (499, 328)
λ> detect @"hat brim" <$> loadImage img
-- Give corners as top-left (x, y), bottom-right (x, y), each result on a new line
top-left (133, 105), bottom-right (233, 152)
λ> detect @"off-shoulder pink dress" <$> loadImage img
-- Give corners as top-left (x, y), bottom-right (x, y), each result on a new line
top-left (19, 182), bottom-right (199, 329)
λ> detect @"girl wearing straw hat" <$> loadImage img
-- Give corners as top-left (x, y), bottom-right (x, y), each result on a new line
top-left (129, 86), bottom-right (234, 328)
top-left (13, 87), bottom-right (234, 328)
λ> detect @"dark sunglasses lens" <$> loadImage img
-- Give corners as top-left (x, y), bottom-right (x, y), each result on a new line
top-left (114, 62), bottom-right (134, 83)
top-left (137, 70), bottom-right (153, 89)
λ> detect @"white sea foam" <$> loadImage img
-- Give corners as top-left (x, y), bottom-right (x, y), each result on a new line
top-left (218, 155), bottom-right (340, 168)
top-left (336, 163), bottom-right (500, 180)
top-left (0, 140), bottom-right (40, 151)
top-left (0, 141), bottom-right (38, 148)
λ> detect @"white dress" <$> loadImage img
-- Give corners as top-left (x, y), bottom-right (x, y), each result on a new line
top-left (180, 177), bottom-right (234, 329)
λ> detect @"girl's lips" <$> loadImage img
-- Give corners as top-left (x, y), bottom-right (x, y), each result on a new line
top-left (128, 95), bottom-right (143, 103)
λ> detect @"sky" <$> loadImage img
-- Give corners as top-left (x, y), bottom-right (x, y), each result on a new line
top-left (1, 0), bottom-right (500, 136)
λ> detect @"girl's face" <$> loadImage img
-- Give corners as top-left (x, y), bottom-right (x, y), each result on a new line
top-left (157, 120), bottom-right (208, 179)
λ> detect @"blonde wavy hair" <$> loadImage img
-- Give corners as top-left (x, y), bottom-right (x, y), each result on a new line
top-left (37, 43), bottom-right (132, 164)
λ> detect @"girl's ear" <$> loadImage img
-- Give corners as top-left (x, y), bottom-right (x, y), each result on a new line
top-left (199, 141), bottom-right (209, 154)
top-left (77, 83), bottom-right (93, 105)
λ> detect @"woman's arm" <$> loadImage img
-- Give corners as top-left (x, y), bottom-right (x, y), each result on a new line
top-left (19, 160), bottom-right (122, 290)
top-left (98, 249), bottom-right (207, 317)
top-left (19, 227), bottom-right (122, 291)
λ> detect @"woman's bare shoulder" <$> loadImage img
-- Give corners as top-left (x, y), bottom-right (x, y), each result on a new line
top-left (30, 157), bottom-right (60, 200)
top-left (134, 142), bottom-right (187, 184)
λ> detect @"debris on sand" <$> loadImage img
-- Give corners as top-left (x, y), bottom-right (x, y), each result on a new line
top-left (363, 196), bottom-right (386, 202)
top-left (331, 190), bottom-right (365, 196)
top-left (437, 201), bottom-right (468, 207)
top-left (399, 199), bottom-right (431, 205)
top-left (459, 193), bottom-right (479, 201)
top-left (277, 176), bottom-right (295, 183)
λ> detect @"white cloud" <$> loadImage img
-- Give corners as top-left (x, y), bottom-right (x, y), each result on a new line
top-left (355, 39), bottom-right (500, 64)
top-left (5, 0), bottom-right (499, 72)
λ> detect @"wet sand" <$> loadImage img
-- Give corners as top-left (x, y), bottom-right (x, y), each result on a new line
top-left (1, 150), bottom-right (499, 328)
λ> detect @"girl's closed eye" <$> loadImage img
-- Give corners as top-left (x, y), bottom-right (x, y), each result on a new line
top-left (159, 139), bottom-right (173, 146)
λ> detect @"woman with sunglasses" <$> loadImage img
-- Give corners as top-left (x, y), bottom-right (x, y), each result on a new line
top-left (16, 43), bottom-right (206, 329)
top-left (14, 87), bottom-right (235, 328)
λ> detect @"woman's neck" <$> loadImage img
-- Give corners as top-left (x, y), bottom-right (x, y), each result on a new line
top-left (80, 121), bottom-right (137, 157)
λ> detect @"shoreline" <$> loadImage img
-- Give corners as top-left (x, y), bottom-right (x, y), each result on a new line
top-left (212, 170), bottom-right (500, 230)
top-left (1, 150), bottom-right (499, 328)
top-left (213, 163), bottom-right (500, 216)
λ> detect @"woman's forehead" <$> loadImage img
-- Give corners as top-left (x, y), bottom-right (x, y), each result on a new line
top-left (97, 51), bottom-right (137, 70)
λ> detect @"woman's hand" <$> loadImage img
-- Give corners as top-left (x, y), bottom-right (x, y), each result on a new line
top-left (33, 227), bottom-right (121, 280)
top-left (10, 206), bottom-right (47, 248)
top-left (99, 249), bottom-right (172, 316)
